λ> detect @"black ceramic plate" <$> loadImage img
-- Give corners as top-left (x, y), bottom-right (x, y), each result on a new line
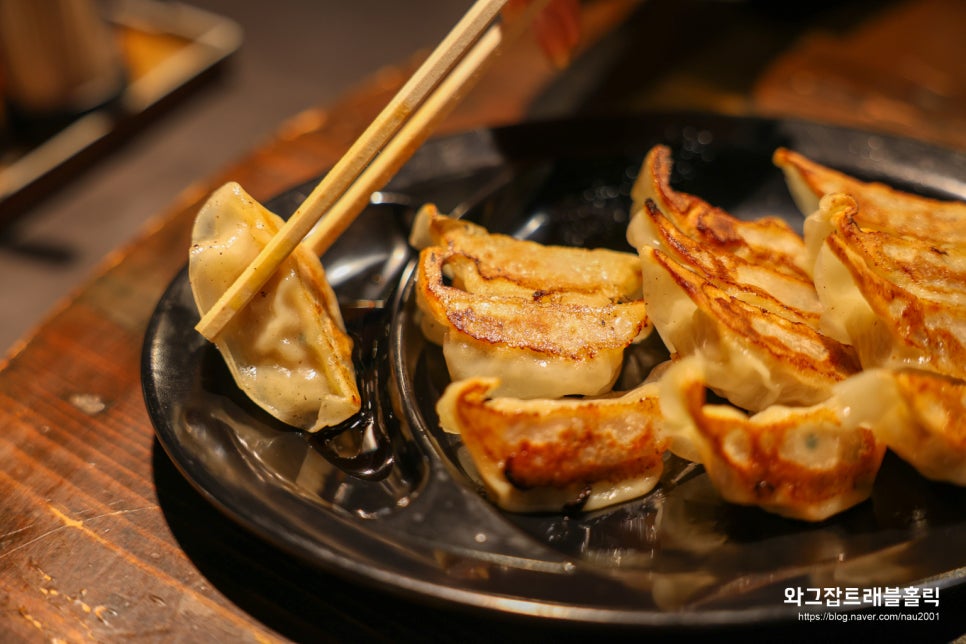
top-left (142, 113), bottom-right (966, 627)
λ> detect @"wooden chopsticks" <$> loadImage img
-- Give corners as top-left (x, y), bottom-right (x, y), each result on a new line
top-left (194, 0), bottom-right (513, 340)
top-left (303, 25), bottom-right (504, 256)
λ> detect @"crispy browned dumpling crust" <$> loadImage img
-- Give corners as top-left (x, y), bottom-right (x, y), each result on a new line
top-left (437, 378), bottom-right (666, 512)
top-left (628, 146), bottom-right (860, 410)
top-left (884, 369), bottom-right (966, 485)
top-left (775, 146), bottom-right (966, 245)
top-left (633, 145), bottom-right (810, 277)
top-left (429, 148), bottom-right (966, 521)
top-left (780, 150), bottom-right (966, 486)
top-left (661, 358), bottom-right (886, 522)
top-left (643, 245), bottom-right (860, 409)
top-left (637, 198), bottom-right (823, 328)
top-left (417, 245), bottom-right (649, 359)
top-left (811, 193), bottom-right (966, 379)
top-left (412, 204), bottom-right (643, 301)
top-left (413, 206), bottom-right (651, 399)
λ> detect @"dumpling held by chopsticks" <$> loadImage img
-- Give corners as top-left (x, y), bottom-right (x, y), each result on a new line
top-left (189, 182), bottom-right (361, 431)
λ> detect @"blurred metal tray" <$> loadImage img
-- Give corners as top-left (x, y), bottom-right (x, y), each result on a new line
top-left (0, 0), bottom-right (242, 218)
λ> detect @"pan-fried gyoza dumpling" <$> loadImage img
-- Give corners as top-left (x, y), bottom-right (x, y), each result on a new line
top-left (807, 193), bottom-right (966, 380)
top-left (774, 147), bottom-right (966, 267)
top-left (417, 247), bottom-right (650, 399)
top-left (413, 205), bottom-right (651, 399)
top-left (410, 204), bottom-right (643, 300)
top-left (437, 377), bottom-right (666, 512)
top-left (832, 368), bottom-right (966, 486)
top-left (660, 357), bottom-right (886, 522)
top-left (631, 197), bottom-right (823, 328)
top-left (189, 182), bottom-right (361, 431)
top-left (631, 145), bottom-right (810, 276)
top-left (630, 197), bottom-right (859, 411)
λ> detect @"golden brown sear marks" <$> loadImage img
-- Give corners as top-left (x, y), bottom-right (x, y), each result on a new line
top-left (638, 198), bottom-right (823, 328)
top-left (775, 147), bottom-right (966, 244)
top-left (778, 149), bottom-right (966, 488)
top-left (429, 146), bottom-right (966, 518)
top-left (633, 145), bottom-right (810, 276)
top-left (412, 204), bottom-right (643, 301)
top-left (437, 378), bottom-right (666, 512)
top-left (413, 205), bottom-right (651, 399)
top-left (810, 192), bottom-right (966, 380)
top-left (628, 147), bottom-right (858, 411)
top-left (804, 366), bottom-right (966, 486)
top-left (642, 246), bottom-right (860, 410)
top-left (661, 358), bottom-right (885, 522)
top-left (418, 246), bottom-right (649, 359)
top-left (885, 369), bottom-right (966, 486)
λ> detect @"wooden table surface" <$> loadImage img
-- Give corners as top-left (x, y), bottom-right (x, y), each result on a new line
top-left (2, 0), bottom-right (964, 641)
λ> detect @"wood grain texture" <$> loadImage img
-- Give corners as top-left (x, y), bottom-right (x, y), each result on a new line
top-left (0, 72), bottom-right (411, 644)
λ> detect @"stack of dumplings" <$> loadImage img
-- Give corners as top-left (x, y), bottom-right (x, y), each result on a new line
top-left (777, 149), bottom-right (966, 488)
top-left (411, 204), bottom-right (665, 511)
top-left (189, 144), bottom-right (966, 521)
top-left (426, 145), bottom-right (966, 520)
top-left (410, 203), bottom-right (651, 400)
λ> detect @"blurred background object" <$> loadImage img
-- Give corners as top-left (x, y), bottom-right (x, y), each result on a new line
top-left (0, 0), bottom-right (126, 143)
top-left (0, 0), bottom-right (466, 354)
top-left (753, 0), bottom-right (966, 150)
top-left (0, 0), bottom-right (243, 215)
